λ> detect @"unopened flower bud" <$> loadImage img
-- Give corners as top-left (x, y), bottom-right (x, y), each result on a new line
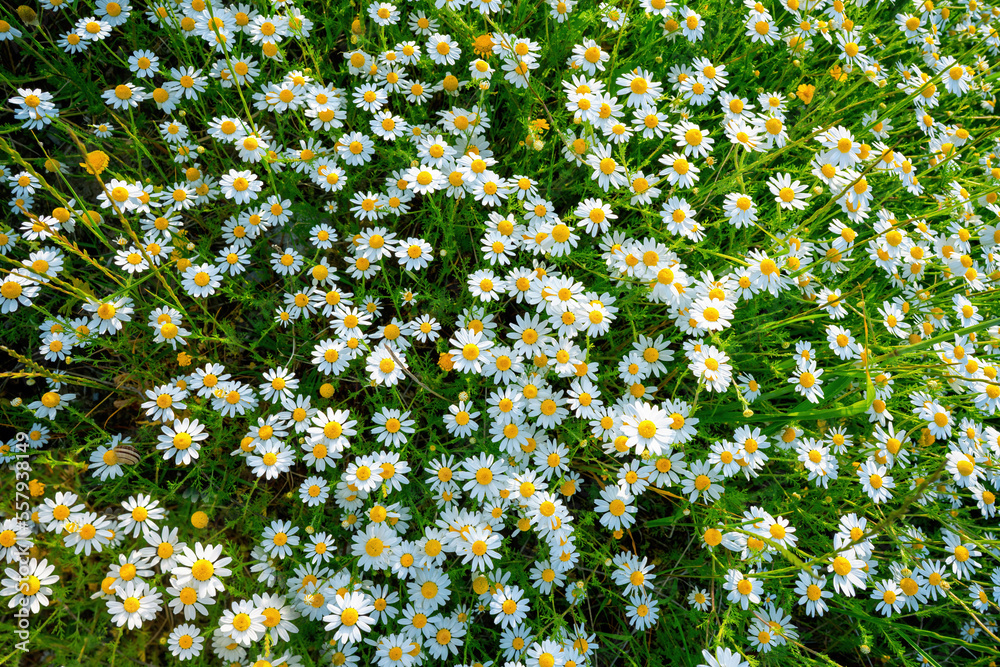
top-left (17, 5), bottom-right (38, 25)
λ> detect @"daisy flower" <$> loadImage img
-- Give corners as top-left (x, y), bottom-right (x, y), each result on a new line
top-left (308, 408), bottom-right (357, 453)
top-left (680, 460), bottom-right (724, 503)
top-left (943, 530), bottom-right (981, 579)
top-left (0, 520), bottom-right (31, 564)
top-left (571, 39), bottom-right (609, 74)
top-left (724, 569), bottom-right (762, 610)
top-left (247, 442), bottom-right (295, 479)
top-left (371, 407), bottom-right (415, 447)
top-left (0, 270), bottom-right (40, 314)
top-left (261, 520), bottom-right (300, 559)
top-left (141, 384), bottom-right (187, 423)
top-left (63, 512), bottom-right (114, 556)
top-left (444, 401), bottom-right (480, 437)
top-left (103, 83), bottom-right (147, 110)
top-left (219, 169), bottom-right (262, 204)
top-left (260, 366), bottom-right (298, 402)
top-left (768, 172), bottom-right (810, 210)
top-left (688, 587), bottom-right (712, 611)
top-left (106, 581), bottom-right (162, 630)
top-left (789, 361), bottom-right (825, 403)
top-left (139, 526), bottom-right (185, 573)
top-left (218, 599), bottom-right (267, 646)
top-left (0, 558), bottom-right (58, 615)
top-left (395, 237), bottom-right (433, 270)
top-left (181, 263), bottom-right (222, 298)
top-left (828, 549), bottom-right (868, 597)
top-left (672, 121), bottom-right (714, 158)
top-left (367, 345), bottom-right (407, 386)
top-left (617, 68), bottom-right (663, 108)
top-left (660, 152), bottom-right (699, 189)
top-left (300, 477), bottom-right (331, 506)
top-left (38, 492), bottom-right (85, 533)
top-left (821, 125), bottom-right (862, 169)
top-left (76, 16), bottom-right (112, 41)
top-left (118, 494), bottom-right (166, 538)
top-left (167, 623), bottom-right (204, 661)
top-left (324, 591), bottom-right (376, 644)
top-left (871, 579), bottom-right (905, 617)
top-left (427, 33), bottom-right (461, 66)
top-left (449, 327), bottom-right (495, 374)
top-left (586, 143), bottom-right (628, 191)
top-left (794, 570), bottom-right (833, 616)
top-left (594, 484), bottom-right (637, 531)
top-left (338, 131), bottom-right (375, 166)
top-left (128, 49), bottom-right (159, 78)
top-left (170, 542), bottom-right (233, 598)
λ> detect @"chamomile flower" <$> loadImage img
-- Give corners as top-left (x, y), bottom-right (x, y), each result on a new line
top-left (870, 579), bottom-right (905, 617)
top-left (367, 345), bottom-right (407, 387)
top-left (118, 494), bottom-right (165, 538)
top-left (591, 483), bottom-right (634, 532)
top-left (248, 442), bottom-right (295, 480)
top-left (943, 530), bottom-right (981, 579)
top-left (617, 68), bottom-right (663, 108)
top-left (181, 263), bottom-right (222, 298)
top-left (107, 581), bottom-right (162, 630)
top-left (427, 33), bottom-right (461, 66)
top-left (167, 624), bottom-right (204, 661)
top-left (449, 328), bottom-right (495, 374)
top-left (219, 599), bottom-right (267, 646)
top-left (260, 366), bottom-right (298, 402)
top-left (723, 193), bottom-right (758, 228)
top-left (681, 460), bottom-right (724, 503)
top-left (768, 172), bottom-right (810, 210)
top-left (128, 50), bottom-right (159, 78)
top-left (262, 520), bottom-right (300, 559)
top-left (1, 558), bottom-right (58, 615)
top-left (586, 143), bottom-right (628, 191)
top-left (103, 82), bottom-right (147, 110)
top-left (571, 39), bottom-right (609, 74)
top-left (789, 361), bottom-right (825, 403)
top-left (724, 569), bottom-right (762, 610)
top-left (372, 407), bottom-right (416, 447)
top-left (219, 169), bottom-right (262, 204)
top-left (171, 543), bottom-right (232, 599)
top-left (324, 591), bottom-right (376, 644)
top-left (0, 270), bottom-right (40, 314)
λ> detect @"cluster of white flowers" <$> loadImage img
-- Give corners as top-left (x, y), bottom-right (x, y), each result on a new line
top-left (3, 0), bottom-right (1000, 665)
